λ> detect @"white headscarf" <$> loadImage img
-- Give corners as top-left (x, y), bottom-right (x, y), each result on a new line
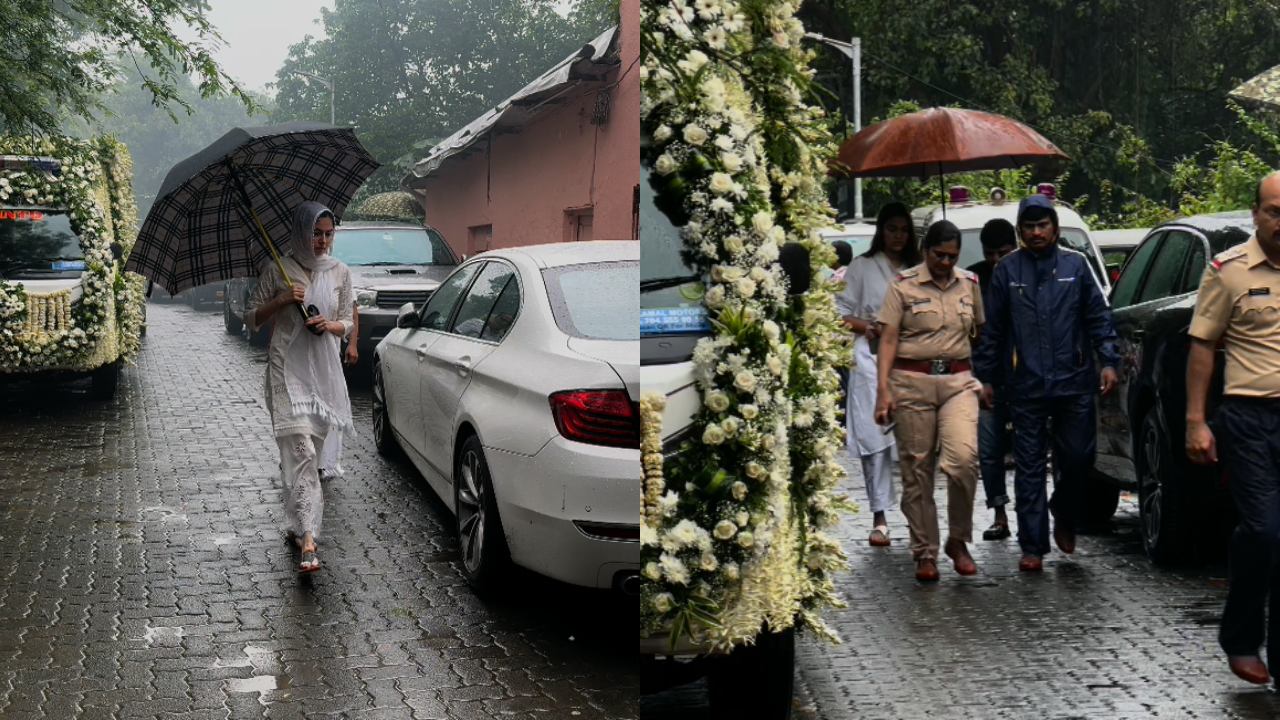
top-left (289, 201), bottom-right (339, 272)
top-left (280, 201), bottom-right (352, 440)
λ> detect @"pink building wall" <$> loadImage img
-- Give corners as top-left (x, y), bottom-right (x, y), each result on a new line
top-left (418, 0), bottom-right (639, 257)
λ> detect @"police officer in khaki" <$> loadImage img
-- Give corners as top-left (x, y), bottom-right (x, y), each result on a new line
top-left (1187, 171), bottom-right (1280, 688)
top-left (875, 219), bottom-right (983, 582)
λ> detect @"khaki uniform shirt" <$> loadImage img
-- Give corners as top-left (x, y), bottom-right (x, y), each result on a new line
top-left (1188, 236), bottom-right (1280, 398)
top-left (878, 264), bottom-right (985, 361)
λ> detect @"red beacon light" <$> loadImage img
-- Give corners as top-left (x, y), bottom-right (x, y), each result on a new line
top-left (947, 185), bottom-right (972, 206)
top-left (1036, 182), bottom-right (1057, 202)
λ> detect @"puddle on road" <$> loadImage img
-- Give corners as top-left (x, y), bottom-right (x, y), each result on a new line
top-left (226, 675), bottom-right (284, 693)
top-left (212, 536), bottom-right (237, 546)
top-left (141, 625), bottom-right (184, 643)
top-left (140, 506), bottom-right (188, 525)
top-left (212, 644), bottom-right (276, 669)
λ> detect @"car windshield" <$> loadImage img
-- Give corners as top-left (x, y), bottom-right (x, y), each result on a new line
top-left (330, 227), bottom-right (457, 266)
top-left (640, 165), bottom-right (709, 339)
top-left (543, 260), bottom-right (639, 341)
top-left (824, 233), bottom-right (874, 257)
top-left (0, 208), bottom-right (83, 277)
top-left (959, 227), bottom-right (1105, 284)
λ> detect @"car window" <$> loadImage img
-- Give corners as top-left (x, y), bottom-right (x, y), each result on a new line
top-left (1178, 235), bottom-right (1207, 295)
top-left (0, 208), bottom-right (83, 278)
top-left (1134, 231), bottom-right (1194, 304)
top-left (545, 260), bottom-right (639, 341)
top-left (1111, 232), bottom-right (1163, 309)
top-left (450, 262), bottom-right (515, 339)
top-left (480, 276), bottom-right (520, 343)
top-left (331, 227), bottom-right (457, 266)
top-left (420, 262), bottom-right (481, 331)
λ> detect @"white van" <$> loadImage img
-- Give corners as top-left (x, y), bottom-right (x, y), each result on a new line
top-left (912, 184), bottom-right (1111, 294)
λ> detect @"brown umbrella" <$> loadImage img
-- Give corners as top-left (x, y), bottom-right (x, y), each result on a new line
top-left (834, 107), bottom-right (1068, 215)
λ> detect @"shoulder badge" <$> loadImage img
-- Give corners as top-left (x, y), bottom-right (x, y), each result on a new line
top-left (1212, 244), bottom-right (1248, 270)
top-left (895, 267), bottom-right (919, 282)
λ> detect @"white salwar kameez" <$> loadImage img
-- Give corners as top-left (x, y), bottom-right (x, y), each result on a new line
top-left (246, 204), bottom-right (354, 541)
top-left (837, 253), bottom-right (900, 514)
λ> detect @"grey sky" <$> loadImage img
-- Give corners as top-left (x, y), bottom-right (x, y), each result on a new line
top-left (186, 0), bottom-right (334, 95)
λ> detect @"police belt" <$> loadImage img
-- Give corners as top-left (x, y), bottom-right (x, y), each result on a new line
top-left (893, 358), bottom-right (971, 375)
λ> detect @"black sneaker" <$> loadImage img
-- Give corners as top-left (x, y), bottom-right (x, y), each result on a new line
top-left (982, 521), bottom-right (1011, 541)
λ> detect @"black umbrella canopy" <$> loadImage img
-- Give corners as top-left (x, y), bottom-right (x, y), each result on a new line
top-left (127, 122), bottom-right (379, 294)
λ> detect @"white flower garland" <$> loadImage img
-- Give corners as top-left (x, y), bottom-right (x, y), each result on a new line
top-left (640, 0), bottom-right (851, 649)
top-left (0, 136), bottom-right (143, 372)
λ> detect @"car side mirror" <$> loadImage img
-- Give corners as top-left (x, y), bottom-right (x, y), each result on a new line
top-left (395, 301), bottom-right (419, 329)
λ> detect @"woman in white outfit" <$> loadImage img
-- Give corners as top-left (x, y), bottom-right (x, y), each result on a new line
top-left (836, 202), bottom-right (920, 547)
top-left (245, 201), bottom-right (355, 573)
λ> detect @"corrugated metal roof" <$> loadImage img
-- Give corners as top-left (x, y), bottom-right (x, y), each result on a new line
top-left (401, 25), bottom-right (620, 188)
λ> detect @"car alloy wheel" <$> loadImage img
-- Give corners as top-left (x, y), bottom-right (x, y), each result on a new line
top-left (372, 363), bottom-right (397, 457)
top-left (1137, 410), bottom-right (1189, 565)
top-left (1139, 417), bottom-right (1163, 551)
top-left (454, 435), bottom-right (509, 593)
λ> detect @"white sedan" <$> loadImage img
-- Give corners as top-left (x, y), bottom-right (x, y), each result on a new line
top-left (372, 241), bottom-right (639, 593)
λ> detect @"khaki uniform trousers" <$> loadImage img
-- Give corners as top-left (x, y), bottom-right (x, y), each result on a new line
top-left (889, 370), bottom-right (980, 561)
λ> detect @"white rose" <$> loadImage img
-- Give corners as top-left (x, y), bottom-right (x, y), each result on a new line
top-left (652, 592), bottom-right (674, 613)
top-left (679, 49), bottom-right (710, 72)
top-left (721, 266), bottom-right (745, 282)
top-left (735, 277), bottom-right (757, 298)
top-left (714, 520), bottom-right (738, 540)
top-left (683, 124), bottom-right (709, 146)
top-left (722, 562), bottom-right (740, 581)
top-left (745, 461), bottom-right (765, 479)
top-left (702, 424), bottom-right (726, 445)
top-left (752, 210), bottom-right (774, 234)
top-left (737, 531), bottom-right (755, 548)
top-left (705, 285), bottom-right (726, 307)
top-left (749, 267), bottom-right (767, 282)
top-left (642, 562), bottom-right (661, 581)
top-left (699, 552), bottom-right (718, 572)
top-left (720, 416), bottom-right (740, 436)
top-left (655, 153), bottom-right (678, 176)
top-left (714, 134), bottom-right (734, 151)
top-left (740, 404), bottom-right (759, 420)
top-left (654, 125), bottom-right (673, 143)
top-left (736, 511), bottom-right (750, 527)
top-left (757, 241), bottom-right (779, 264)
top-left (720, 152), bottom-right (742, 172)
top-left (766, 355), bottom-right (782, 376)
top-left (724, 235), bottom-right (745, 254)
top-left (731, 481), bottom-right (748, 501)
top-left (708, 172), bottom-right (734, 195)
top-left (705, 390), bottom-right (730, 413)
top-left (734, 371), bottom-right (757, 393)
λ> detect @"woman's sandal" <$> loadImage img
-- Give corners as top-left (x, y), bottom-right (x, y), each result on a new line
top-left (298, 547), bottom-right (321, 573)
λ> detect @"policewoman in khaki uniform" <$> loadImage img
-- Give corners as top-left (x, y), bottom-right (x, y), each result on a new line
top-left (1187, 171), bottom-right (1280, 688)
top-left (875, 219), bottom-right (984, 582)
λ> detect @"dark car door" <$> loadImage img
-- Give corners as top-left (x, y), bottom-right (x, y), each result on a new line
top-left (1097, 229), bottom-right (1202, 480)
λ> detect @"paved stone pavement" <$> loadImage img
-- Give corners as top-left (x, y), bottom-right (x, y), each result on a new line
top-left (0, 302), bottom-right (636, 720)
top-left (644, 449), bottom-right (1280, 719)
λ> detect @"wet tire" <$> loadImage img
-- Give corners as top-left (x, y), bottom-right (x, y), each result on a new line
top-left (1138, 411), bottom-right (1191, 565)
top-left (223, 300), bottom-right (243, 335)
top-left (706, 627), bottom-right (795, 720)
top-left (90, 361), bottom-right (119, 400)
top-left (454, 434), bottom-right (510, 594)
top-left (372, 362), bottom-right (399, 458)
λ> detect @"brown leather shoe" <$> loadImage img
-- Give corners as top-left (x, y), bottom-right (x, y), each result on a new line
top-left (1018, 554), bottom-right (1043, 572)
top-left (944, 539), bottom-right (978, 576)
top-left (1054, 524), bottom-right (1076, 554)
top-left (1228, 655), bottom-right (1271, 685)
top-left (915, 558), bottom-right (940, 582)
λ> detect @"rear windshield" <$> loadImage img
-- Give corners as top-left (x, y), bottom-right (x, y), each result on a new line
top-left (0, 208), bottom-right (83, 277)
top-left (543, 260), bottom-right (639, 341)
top-left (959, 227), bottom-right (1105, 285)
top-left (331, 227), bottom-right (457, 266)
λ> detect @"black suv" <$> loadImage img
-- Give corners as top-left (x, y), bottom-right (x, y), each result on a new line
top-left (1092, 211), bottom-right (1250, 564)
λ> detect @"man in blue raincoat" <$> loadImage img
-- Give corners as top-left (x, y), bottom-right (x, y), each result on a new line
top-left (973, 194), bottom-right (1120, 572)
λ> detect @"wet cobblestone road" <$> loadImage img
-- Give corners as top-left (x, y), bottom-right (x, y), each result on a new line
top-left (645, 450), bottom-right (1280, 719)
top-left (0, 302), bottom-right (636, 720)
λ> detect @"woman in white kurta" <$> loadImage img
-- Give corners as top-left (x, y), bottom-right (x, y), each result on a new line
top-left (836, 202), bottom-right (921, 547)
top-left (245, 201), bottom-right (354, 573)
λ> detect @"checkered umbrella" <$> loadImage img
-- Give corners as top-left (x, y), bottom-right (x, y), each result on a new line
top-left (125, 121), bottom-right (379, 295)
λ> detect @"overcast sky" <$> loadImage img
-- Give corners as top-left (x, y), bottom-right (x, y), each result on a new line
top-left (182, 0), bottom-right (334, 95)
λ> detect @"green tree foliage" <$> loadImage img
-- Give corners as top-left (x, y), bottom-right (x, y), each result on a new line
top-left (0, 0), bottom-right (256, 136)
top-left (799, 0), bottom-right (1280, 226)
top-left (66, 65), bottom-right (272, 218)
top-left (272, 0), bottom-right (619, 202)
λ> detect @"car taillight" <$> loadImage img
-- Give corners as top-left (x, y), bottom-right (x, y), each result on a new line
top-left (549, 390), bottom-right (639, 448)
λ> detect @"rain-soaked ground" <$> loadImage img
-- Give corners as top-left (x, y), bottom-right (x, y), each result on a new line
top-left (0, 301), bottom-right (635, 719)
top-left (645, 442), bottom-right (1280, 719)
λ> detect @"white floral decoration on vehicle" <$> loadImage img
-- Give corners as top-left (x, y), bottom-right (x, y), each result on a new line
top-left (640, 0), bottom-right (852, 649)
top-left (0, 135), bottom-right (144, 373)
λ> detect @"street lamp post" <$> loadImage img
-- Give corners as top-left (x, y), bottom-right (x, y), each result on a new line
top-left (286, 69), bottom-right (335, 125)
top-left (804, 32), bottom-right (862, 221)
